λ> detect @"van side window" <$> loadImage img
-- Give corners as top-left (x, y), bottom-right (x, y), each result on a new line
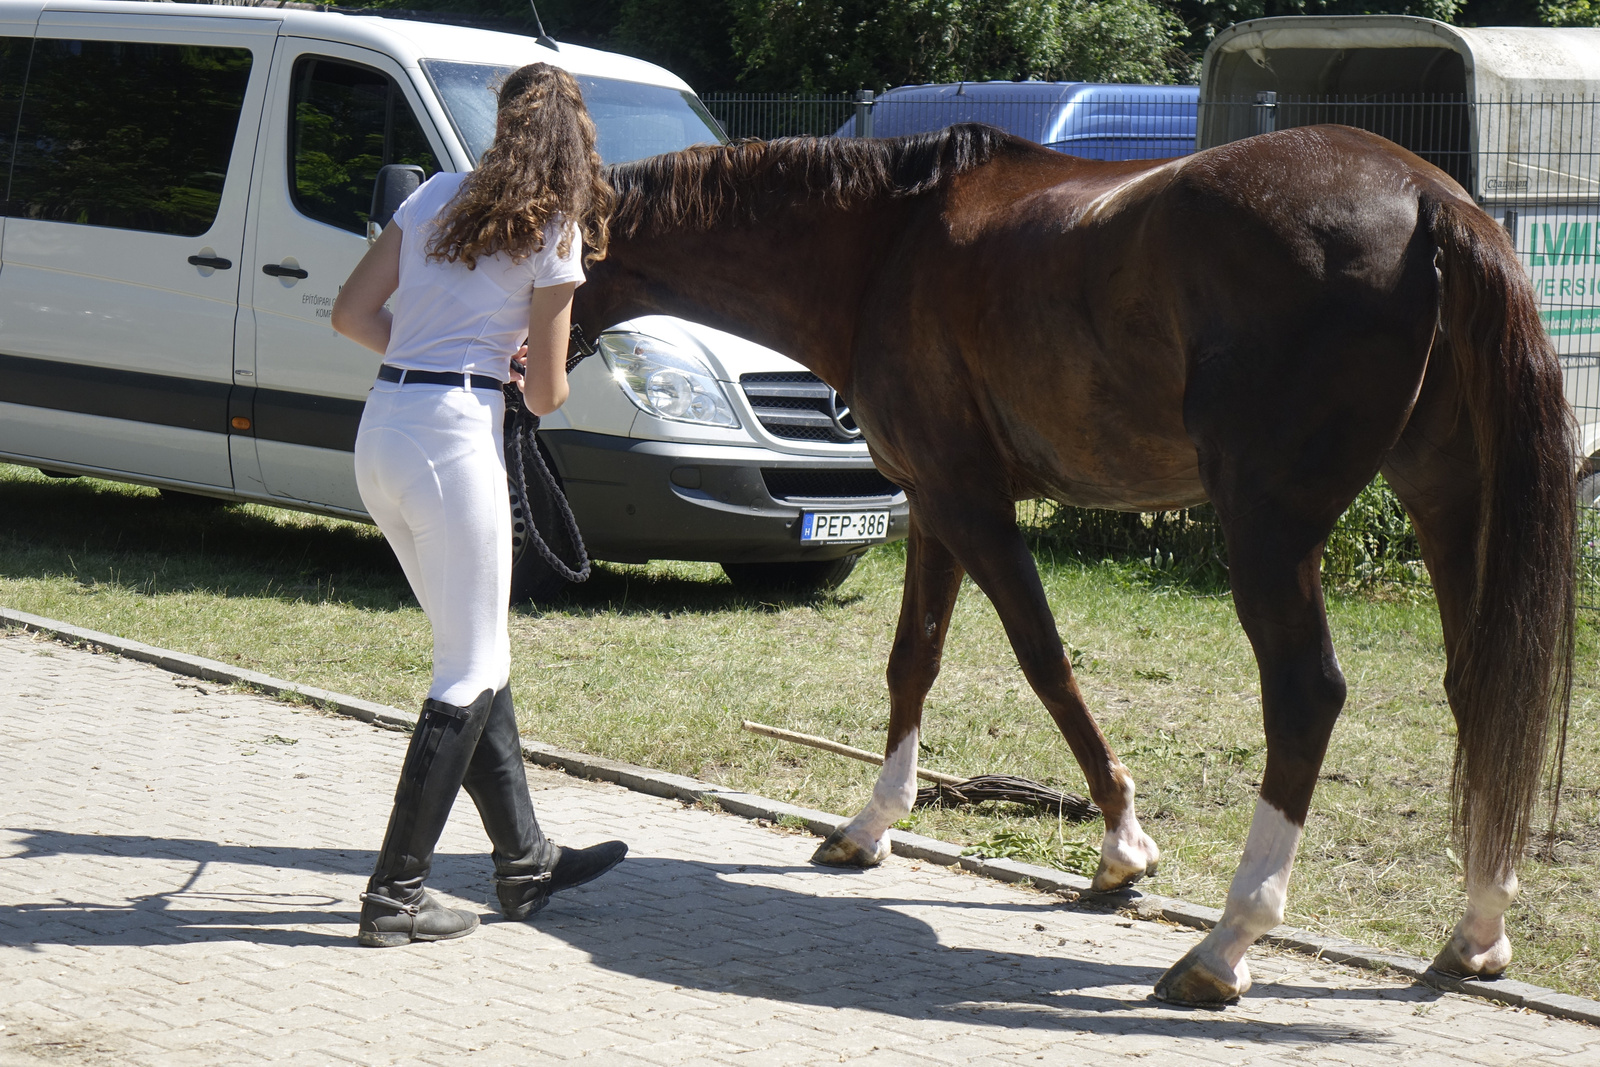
top-left (290, 57), bottom-right (439, 235)
top-left (0, 37), bottom-right (30, 190)
top-left (8, 40), bottom-right (252, 235)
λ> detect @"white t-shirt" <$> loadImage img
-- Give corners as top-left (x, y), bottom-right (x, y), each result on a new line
top-left (382, 171), bottom-right (585, 380)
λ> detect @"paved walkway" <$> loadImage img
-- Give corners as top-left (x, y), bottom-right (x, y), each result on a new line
top-left (0, 630), bottom-right (1594, 1067)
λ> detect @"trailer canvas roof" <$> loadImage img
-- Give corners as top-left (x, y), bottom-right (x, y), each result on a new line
top-left (1201, 16), bottom-right (1600, 203)
top-left (1203, 16), bottom-right (1600, 99)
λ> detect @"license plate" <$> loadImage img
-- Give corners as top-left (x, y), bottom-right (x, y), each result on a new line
top-left (800, 510), bottom-right (890, 543)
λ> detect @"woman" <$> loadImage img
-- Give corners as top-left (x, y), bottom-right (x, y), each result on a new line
top-left (331, 62), bottom-right (625, 948)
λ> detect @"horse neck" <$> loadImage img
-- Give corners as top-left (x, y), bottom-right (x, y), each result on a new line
top-left (580, 208), bottom-right (892, 390)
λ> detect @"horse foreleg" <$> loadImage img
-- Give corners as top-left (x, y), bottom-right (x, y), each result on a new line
top-left (929, 500), bottom-right (1159, 891)
top-left (812, 513), bottom-right (965, 867)
top-left (1155, 514), bottom-right (1346, 1006)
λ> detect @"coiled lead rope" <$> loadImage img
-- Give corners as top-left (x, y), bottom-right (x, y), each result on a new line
top-left (502, 326), bottom-right (600, 584)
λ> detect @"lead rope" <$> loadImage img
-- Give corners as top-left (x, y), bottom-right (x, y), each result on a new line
top-left (503, 326), bottom-right (600, 584)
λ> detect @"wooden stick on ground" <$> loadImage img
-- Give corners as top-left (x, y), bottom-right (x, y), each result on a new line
top-left (740, 720), bottom-right (968, 787)
top-left (740, 719), bottom-right (1101, 821)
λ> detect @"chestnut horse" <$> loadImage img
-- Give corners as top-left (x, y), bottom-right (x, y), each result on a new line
top-left (570, 124), bottom-right (1575, 1005)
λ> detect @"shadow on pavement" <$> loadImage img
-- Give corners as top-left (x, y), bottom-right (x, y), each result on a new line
top-left (2, 830), bottom-right (1429, 1040)
top-left (531, 856), bottom-right (1428, 1042)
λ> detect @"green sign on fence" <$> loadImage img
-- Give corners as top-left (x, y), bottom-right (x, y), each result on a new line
top-left (1542, 308), bottom-right (1600, 336)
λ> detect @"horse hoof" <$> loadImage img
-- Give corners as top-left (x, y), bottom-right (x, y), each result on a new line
top-left (1430, 931), bottom-right (1511, 979)
top-left (810, 827), bottom-right (888, 868)
top-left (1153, 945), bottom-right (1249, 1007)
top-left (1090, 857), bottom-right (1157, 892)
top-left (1090, 827), bottom-right (1160, 891)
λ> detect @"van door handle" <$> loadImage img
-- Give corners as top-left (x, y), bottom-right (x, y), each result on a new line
top-left (262, 263), bottom-right (309, 279)
top-left (187, 254), bottom-right (233, 269)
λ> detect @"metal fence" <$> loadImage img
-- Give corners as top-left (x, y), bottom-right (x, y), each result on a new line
top-left (700, 93), bottom-right (859, 140)
top-left (699, 90), bottom-right (1600, 600)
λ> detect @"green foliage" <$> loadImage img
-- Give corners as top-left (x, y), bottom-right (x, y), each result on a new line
top-left (612, 0), bottom-right (742, 94)
top-left (1024, 477), bottom-right (1426, 593)
top-left (1578, 502), bottom-right (1600, 601)
top-left (339, 0), bottom-right (1584, 93)
top-left (1538, 0), bottom-right (1600, 23)
top-left (1323, 479), bottom-right (1426, 588)
top-left (1022, 499), bottom-right (1230, 591)
top-left (361, 0), bottom-right (1189, 93)
top-left (727, 0), bottom-right (1187, 93)
top-left (1171, 0), bottom-right (1462, 54)
top-left (962, 825), bottom-right (1103, 875)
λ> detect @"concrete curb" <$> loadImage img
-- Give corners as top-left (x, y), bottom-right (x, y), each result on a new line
top-left (5, 605), bottom-right (1597, 1028)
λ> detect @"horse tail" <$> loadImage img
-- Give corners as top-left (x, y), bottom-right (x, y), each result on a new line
top-left (1424, 193), bottom-right (1576, 881)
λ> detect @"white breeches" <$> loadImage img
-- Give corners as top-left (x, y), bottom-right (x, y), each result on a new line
top-left (354, 380), bottom-right (511, 706)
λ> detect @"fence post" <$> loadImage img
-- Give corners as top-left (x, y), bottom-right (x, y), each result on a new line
top-left (854, 89), bottom-right (875, 138)
top-left (1253, 91), bottom-right (1277, 136)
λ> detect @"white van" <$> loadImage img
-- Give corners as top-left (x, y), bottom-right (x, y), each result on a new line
top-left (0, 0), bottom-right (908, 598)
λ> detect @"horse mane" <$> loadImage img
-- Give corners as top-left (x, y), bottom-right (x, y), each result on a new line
top-left (607, 123), bottom-right (1015, 237)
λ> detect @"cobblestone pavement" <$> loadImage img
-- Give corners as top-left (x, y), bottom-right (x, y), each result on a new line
top-left (0, 631), bottom-right (1595, 1067)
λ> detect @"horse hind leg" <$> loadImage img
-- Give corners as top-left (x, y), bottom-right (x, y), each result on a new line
top-left (1381, 370), bottom-right (1519, 979)
top-left (1153, 498), bottom-right (1348, 1005)
top-left (812, 512), bottom-right (964, 867)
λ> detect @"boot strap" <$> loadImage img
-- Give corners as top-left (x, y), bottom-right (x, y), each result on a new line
top-left (360, 891), bottom-right (421, 938)
top-left (496, 872), bottom-right (553, 885)
top-left (420, 697), bottom-right (470, 721)
top-left (420, 689), bottom-right (495, 721)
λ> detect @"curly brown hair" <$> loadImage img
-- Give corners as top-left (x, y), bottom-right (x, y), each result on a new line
top-left (427, 63), bottom-right (612, 270)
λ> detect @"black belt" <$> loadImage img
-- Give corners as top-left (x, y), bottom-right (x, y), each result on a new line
top-left (377, 364), bottom-right (502, 390)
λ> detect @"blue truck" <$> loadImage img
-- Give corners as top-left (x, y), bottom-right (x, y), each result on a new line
top-left (835, 80), bottom-right (1199, 161)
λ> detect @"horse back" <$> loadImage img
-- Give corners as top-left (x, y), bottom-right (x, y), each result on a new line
top-left (860, 127), bottom-right (1448, 510)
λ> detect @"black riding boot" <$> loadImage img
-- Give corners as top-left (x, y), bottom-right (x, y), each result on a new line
top-left (358, 688), bottom-right (495, 947)
top-left (462, 685), bottom-right (628, 920)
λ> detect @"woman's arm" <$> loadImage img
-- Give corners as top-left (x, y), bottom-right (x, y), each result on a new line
top-left (330, 224), bottom-right (403, 354)
top-left (520, 281), bottom-right (578, 416)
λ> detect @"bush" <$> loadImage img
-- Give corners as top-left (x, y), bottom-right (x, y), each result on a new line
top-left (1022, 478), bottom-right (1427, 592)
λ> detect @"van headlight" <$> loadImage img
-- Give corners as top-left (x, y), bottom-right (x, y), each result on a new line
top-left (598, 332), bottom-right (740, 428)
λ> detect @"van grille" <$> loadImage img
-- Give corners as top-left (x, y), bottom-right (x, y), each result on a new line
top-left (739, 372), bottom-right (860, 443)
top-left (762, 468), bottom-right (901, 502)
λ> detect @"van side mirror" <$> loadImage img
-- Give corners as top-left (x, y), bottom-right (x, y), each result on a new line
top-left (368, 164), bottom-right (426, 244)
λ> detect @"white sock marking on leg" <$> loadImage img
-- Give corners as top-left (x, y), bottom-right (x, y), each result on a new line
top-left (1440, 867), bottom-right (1518, 973)
top-left (1189, 798), bottom-right (1303, 986)
top-left (842, 729), bottom-right (920, 848)
top-left (1093, 766), bottom-right (1160, 888)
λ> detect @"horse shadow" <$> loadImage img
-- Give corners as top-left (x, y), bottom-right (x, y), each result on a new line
top-left (1, 828), bottom-right (1435, 1041)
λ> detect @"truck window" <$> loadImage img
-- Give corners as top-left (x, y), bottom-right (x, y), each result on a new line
top-left (8, 40), bottom-right (253, 236)
top-left (290, 57), bottom-right (438, 235)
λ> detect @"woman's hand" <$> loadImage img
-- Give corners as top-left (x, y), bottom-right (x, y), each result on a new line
top-left (509, 347), bottom-right (529, 394)
top-left (331, 225), bottom-right (402, 355)
top-left (522, 282), bottom-right (578, 416)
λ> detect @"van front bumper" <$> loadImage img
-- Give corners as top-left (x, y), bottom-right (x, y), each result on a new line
top-left (539, 429), bottom-right (909, 564)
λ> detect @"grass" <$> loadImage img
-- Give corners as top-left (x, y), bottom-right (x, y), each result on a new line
top-left (1, 462), bottom-right (1596, 998)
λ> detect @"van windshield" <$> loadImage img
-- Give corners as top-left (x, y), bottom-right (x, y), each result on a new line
top-left (420, 61), bottom-right (724, 165)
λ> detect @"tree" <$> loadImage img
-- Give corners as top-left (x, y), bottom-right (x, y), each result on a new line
top-left (1172, 0), bottom-right (1462, 51)
top-left (597, 0), bottom-right (1187, 92)
top-left (724, 0), bottom-right (1186, 92)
